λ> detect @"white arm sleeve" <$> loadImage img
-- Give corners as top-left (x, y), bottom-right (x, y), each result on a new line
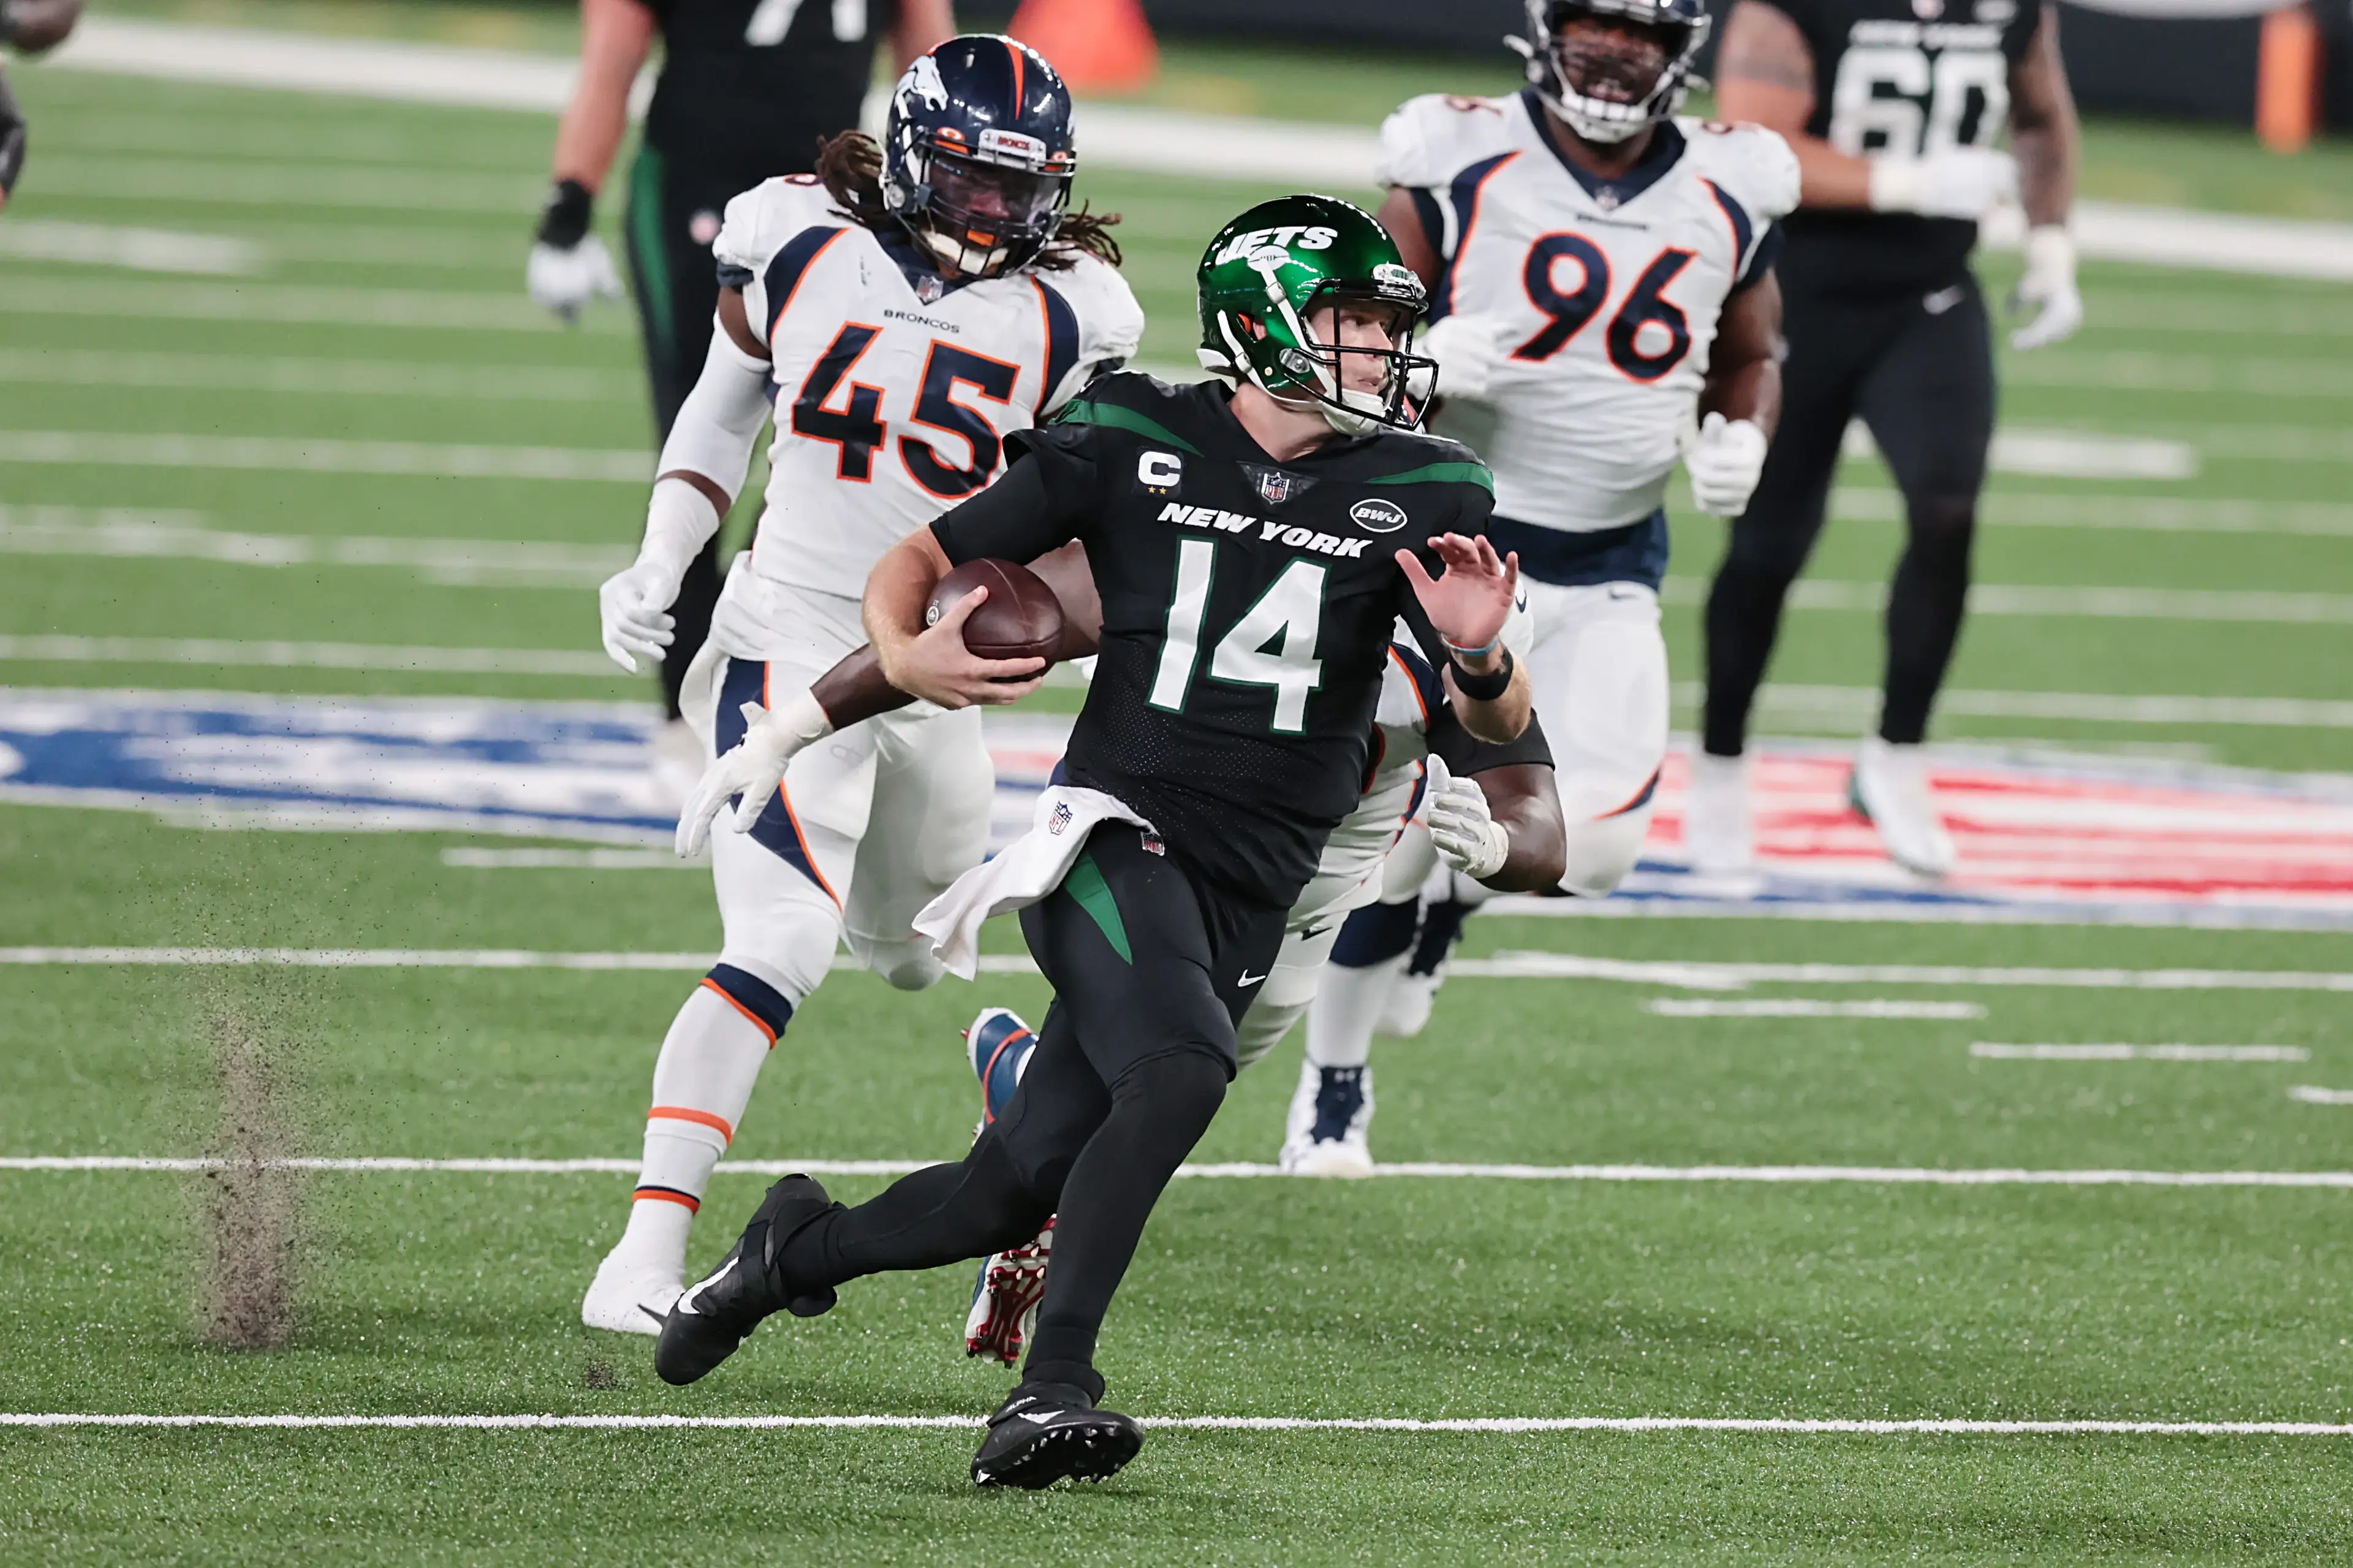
top-left (655, 320), bottom-right (774, 504)
top-left (631, 321), bottom-right (775, 580)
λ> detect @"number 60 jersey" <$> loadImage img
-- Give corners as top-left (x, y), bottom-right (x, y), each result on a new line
top-left (710, 175), bottom-right (1143, 616)
top-left (1377, 94), bottom-right (1799, 534)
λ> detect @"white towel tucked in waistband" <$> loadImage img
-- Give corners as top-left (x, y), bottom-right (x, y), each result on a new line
top-left (913, 785), bottom-right (1155, 980)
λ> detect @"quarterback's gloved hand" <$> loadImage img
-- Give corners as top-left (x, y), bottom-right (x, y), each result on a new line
top-left (1423, 757), bottom-right (1510, 882)
top-left (1683, 412), bottom-right (1770, 518)
top-left (962, 1219), bottom-right (1054, 1368)
top-left (2008, 224), bottom-right (2082, 351)
top-left (597, 559), bottom-right (681, 673)
top-left (1414, 314), bottom-right (1509, 405)
top-left (675, 691), bottom-right (834, 858)
top-left (528, 178), bottom-right (623, 324)
top-left (1868, 147), bottom-right (2018, 222)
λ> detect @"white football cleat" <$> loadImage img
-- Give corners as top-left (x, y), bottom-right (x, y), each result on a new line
top-left (1681, 750), bottom-right (1755, 874)
top-left (1850, 737), bottom-right (1956, 877)
top-left (581, 1244), bottom-right (685, 1336)
top-left (1279, 1060), bottom-right (1375, 1176)
top-left (649, 718), bottom-right (706, 818)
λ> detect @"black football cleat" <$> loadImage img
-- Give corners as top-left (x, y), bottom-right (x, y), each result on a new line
top-left (653, 1173), bottom-right (840, 1387)
top-left (970, 1381), bottom-right (1144, 1489)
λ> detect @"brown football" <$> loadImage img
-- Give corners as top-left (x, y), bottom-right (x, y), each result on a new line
top-left (925, 557), bottom-right (1064, 666)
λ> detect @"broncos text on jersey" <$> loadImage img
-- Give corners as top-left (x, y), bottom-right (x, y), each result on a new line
top-left (711, 176), bottom-right (1143, 610)
top-left (1377, 93), bottom-right (1800, 535)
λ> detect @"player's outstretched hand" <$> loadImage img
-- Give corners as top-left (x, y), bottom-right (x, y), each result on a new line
top-left (528, 234), bottom-right (624, 325)
top-left (676, 696), bottom-right (832, 857)
top-left (881, 585), bottom-right (1049, 710)
top-left (1422, 757), bottom-right (1510, 881)
top-left (598, 559), bottom-right (680, 673)
top-left (1397, 534), bottom-right (1520, 658)
top-left (2009, 225), bottom-right (2083, 352)
top-left (1684, 412), bottom-right (1770, 518)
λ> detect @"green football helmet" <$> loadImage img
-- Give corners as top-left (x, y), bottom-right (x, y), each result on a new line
top-left (1195, 194), bottom-right (1434, 436)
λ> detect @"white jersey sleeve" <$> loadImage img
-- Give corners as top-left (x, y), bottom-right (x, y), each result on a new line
top-left (1376, 92), bottom-right (1518, 195)
top-left (711, 176), bottom-right (847, 341)
top-left (1037, 250), bottom-right (1146, 414)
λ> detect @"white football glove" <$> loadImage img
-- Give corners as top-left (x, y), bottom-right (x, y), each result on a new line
top-left (1423, 756), bottom-right (1510, 882)
top-left (1683, 412), bottom-right (1770, 519)
top-left (961, 1218), bottom-right (1054, 1368)
top-left (1414, 314), bottom-right (1509, 405)
top-left (2009, 224), bottom-right (2083, 352)
top-left (675, 689), bottom-right (833, 859)
top-left (597, 559), bottom-right (681, 674)
top-left (1868, 148), bottom-right (2018, 222)
top-left (527, 234), bottom-right (624, 325)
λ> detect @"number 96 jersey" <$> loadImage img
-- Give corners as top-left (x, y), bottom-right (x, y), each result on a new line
top-left (1377, 93), bottom-right (1799, 534)
top-left (711, 175), bottom-right (1145, 610)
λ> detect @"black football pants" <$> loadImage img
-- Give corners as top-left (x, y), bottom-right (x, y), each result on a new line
top-left (1702, 271), bottom-right (1997, 754)
top-left (779, 825), bottom-right (1288, 1398)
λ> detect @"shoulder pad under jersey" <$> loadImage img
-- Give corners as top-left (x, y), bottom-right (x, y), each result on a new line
top-left (1677, 118), bottom-right (1804, 225)
top-left (712, 176), bottom-right (854, 330)
top-left (1029, 250), bottom-right (1147, 413)
top-left (1375, 92), bottom-right (1521, 191)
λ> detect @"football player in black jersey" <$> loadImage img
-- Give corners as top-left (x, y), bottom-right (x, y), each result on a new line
top-left (0, 0), bottom-right (86, 213)
top-left (1691, 0), bottom-right (2078, 876)
top-left (652, 195), bottom-right (1529, 1488)
top-left (531, 0), bottom-right (952, 749)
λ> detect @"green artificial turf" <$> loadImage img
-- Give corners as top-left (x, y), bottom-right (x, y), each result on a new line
top-left (3, 37), bottom-right (2352, 1567)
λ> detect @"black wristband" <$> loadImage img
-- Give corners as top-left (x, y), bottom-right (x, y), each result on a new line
top-left (1448, 646), bottom-right (1514, 703)
top-left (536, 178), bottom-right (595, 249)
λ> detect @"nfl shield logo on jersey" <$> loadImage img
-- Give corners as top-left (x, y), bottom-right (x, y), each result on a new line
top-left (1245, 464), bottom-right (1309, 506)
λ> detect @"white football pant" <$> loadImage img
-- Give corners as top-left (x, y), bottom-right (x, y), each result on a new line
top-left (1521, 577), bottom-right (1669, 897)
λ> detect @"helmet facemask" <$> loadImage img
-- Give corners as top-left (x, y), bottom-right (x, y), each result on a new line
top-left (1511, 0), bottom-right (1710, 146)
top-left (1213, 263), bottom-right (1434, 436)
top-left (895, 142), bottom-right (1072, 279)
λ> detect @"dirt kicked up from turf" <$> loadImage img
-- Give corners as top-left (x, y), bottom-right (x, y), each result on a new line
top-left (194, 997), bottom-right (305, 1351)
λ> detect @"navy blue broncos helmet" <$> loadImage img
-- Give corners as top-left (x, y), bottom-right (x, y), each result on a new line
top-left (882, 35), bottom-right (1078, 280)
top-left (1510, 0), bottom-right (1711, 145)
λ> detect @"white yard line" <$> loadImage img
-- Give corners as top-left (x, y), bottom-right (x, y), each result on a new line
top-left (3, 946), bottom-right (2349, 996)
top-left (0, 276), bottom-right (623, 333)
top-left (1647, 999), bottom-right (1987, 1020)
top-left (0, 638), bottom-right (618, 676)
top-left (1972, 1043), bottom-right (2310, 1061)
top-left (2289, 1086), bottom-right (2353, 1105)
top-left (1670, 683), bottom-right (2353, 731)
top-left (4, 1155), bottom-right (2351, 1188)
top-left (29, 154), bottom-right (539, 213)
top-left (0, 431), bottom-right (648, 480)
top-left (1832, 490), bottom-right (2353, 539)
top-left (0, 517), bottom-right (628, 586)
top-left (0, 349), bottom-right (638, 403)
top-left (0, 218), bottom-right (264, 275)
top-left (2004, 350), bottom-right (2353, 400)
top-left (2, 1410), bottom-right (2348, 1436)
top-left (1658, 577), bottom-right (2353, 625)
top-left (441, 848), bottom-right (694, 869)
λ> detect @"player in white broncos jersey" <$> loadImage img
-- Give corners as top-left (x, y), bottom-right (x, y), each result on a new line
top-left (1379, 0), bottom-right (1797, 899)
top-left (582, 36), bottom-right (1142, 1334)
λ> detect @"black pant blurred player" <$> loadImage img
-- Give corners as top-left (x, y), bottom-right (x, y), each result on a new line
top-left (0, 0), bottom-right (87, 211)
top-left (1691, 0), bottom-right (2079, 876)
top-left (534, 0), bottom-right (950, 720)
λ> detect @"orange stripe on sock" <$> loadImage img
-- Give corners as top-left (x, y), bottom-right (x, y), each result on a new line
top-left (647, 1104), bottom-right (735, 1142)
top-left (699, 976), bottom-right (780, 1046)
top-left (632, 1187), bottom-right (699, 1212)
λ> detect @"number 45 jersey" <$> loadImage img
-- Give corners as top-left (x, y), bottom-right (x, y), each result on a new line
top-left (931, 373), bottom-right (1498, 912)
top-left (710, 176), bottom-right (1144, 632)
top-left (1378, 94), bottom-right (1798, 535)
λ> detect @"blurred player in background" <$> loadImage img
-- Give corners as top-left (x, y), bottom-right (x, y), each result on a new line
top-left (0, 0), bottom-right (86, 213)
top-left (534, 0), bottom-right (953, 789)
top-left (1317, 0), bottom-right (1795, 1144)
top-left (1693, 0), bottom-right (2080, 876)
top-left (578, 37), bottom-right (1141, 1334)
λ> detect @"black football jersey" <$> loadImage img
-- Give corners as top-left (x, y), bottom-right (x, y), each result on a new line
top-left (1770, 0), bottom-right (2040, 293)
top-left (932, 374), bottom-right (1498, 910)
top-left (641, 0), bottom-right (896, 183)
